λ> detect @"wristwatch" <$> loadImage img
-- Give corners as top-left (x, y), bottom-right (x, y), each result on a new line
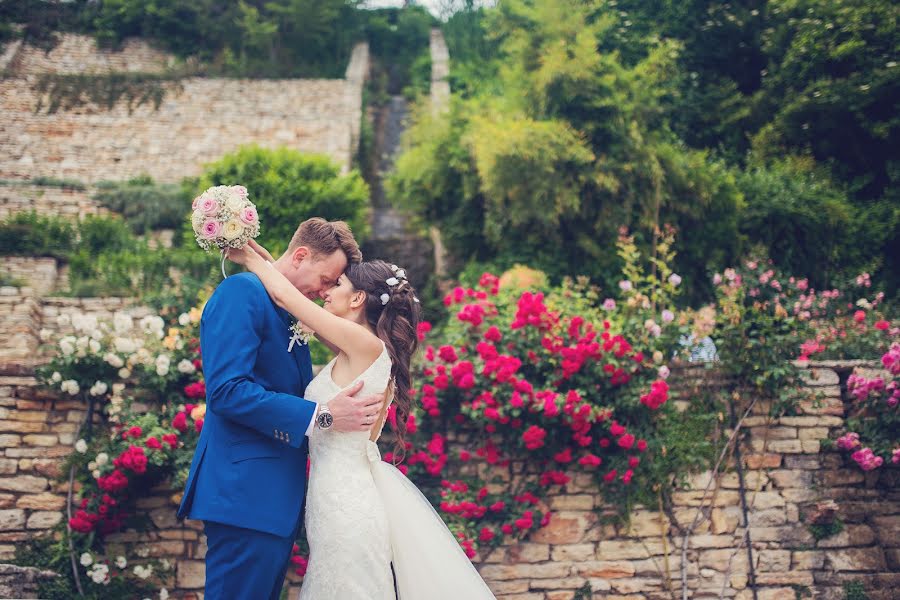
top-left (315, 404), bottom-right (334, 430)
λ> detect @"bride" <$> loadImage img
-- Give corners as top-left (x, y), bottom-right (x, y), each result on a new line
top-left (228, 241), bottom-right (496, 600)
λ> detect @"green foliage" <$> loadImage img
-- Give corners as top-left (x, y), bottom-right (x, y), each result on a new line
top-left (24, 176), bottom-right (87, 190)
top-left (843, 580), bottom-right (871, 600)
top-left (736, 161), bottom-right (866, 288)
top-left (33, 72), bottom-right (183, 114)
top-left (0, 211), bottom-right (76, 258)
top-left (364, 6), bottom-right (434, 95)
top-left (391, 0), bottom-right (745, 302)
top-left (93, 176), bottom-right (191, 235)
top-left (197, 146), bottom-right (370, 258)
top-left (808, 517), bottom-right (844, 540)
top-left (0, 271), bottom-right (25, 287)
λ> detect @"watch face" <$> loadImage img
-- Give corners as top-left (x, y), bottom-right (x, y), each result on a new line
top-left (317, 412), bottom-right (334, 428)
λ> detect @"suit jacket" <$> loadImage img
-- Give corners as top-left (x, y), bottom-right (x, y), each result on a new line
top-left (177, 272), bottom-right (316, 537)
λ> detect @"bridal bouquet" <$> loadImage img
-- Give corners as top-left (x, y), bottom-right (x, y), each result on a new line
top-left (190, 185), bottom-right (260, 276)
top-left (191, 185), bottom-right (260, 250)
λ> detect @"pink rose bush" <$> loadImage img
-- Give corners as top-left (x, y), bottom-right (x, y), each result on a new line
top-left (834, 342), bottom-right (900, 472)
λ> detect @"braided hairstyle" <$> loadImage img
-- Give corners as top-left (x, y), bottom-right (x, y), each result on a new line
top-left (345, 260), bottom-right (421, 458)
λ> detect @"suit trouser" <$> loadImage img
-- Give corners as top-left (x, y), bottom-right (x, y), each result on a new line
top-left (203, 518), bottom-right (300, 600)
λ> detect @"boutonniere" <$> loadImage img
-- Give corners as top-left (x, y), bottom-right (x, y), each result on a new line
top-left (288, 320), bottom-right (314, 352)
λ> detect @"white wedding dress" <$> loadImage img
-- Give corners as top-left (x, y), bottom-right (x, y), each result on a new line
top-left (298, 344), bottom-right (496, 600)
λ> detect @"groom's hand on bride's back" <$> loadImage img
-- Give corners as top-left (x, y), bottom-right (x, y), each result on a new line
top-left (327, 381), bottom-right (384, 432)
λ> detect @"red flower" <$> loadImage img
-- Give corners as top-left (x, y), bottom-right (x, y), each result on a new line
top-left (184, 381), bottom-right (206, 399)
top-left (438, 345), bottom-right (459, 363)
top-left (484, 326), bottom-right (502, 342)
top-left (854, 310), bottom-right (866, 323)
top-left (479, 527), bottom-right (495, 543)
top-left (194, 418), bottom-right (204, 433)
top-left (98, 469), bottom-right (128, 493)
top-left (622, 469), bottom-right (634, 484)
top-left (540, 471), bottom-right (570, 486)
top-left (628, 456), bottom-right (641, 468)
top-left (489, 501), bottom-right (506, 512)
top-left (554, 448), bottom-right (573, 464)
top-left (617, 434), bottom-right (635, 449)
top-left (172, 412), bottom-right (188, 433)
top-left (637, 439), bottom-right (648, 452)
top-left (459, 450), bottom-right (471, 462)
top-left (603, 469), bottom-right (618, 482)
top-left (640, 380), bottom-right (669, 410)
top-left (579, 453), bottom-right (602, 467)
top-left (501, 524), bottom-right (513, 535)
top-left (417, 321), bottom-right (432, 342)
top-left (162, 433), bottom-right (178, 449)
top-left (115, 445), bottom-right (148, 475)
top-left (874, 320), bottom-right (890, 331)
top-left (610, 422), bottom-right (626, 436)
top-left (522, 426), bottom-right (547, 450)
top-left (514, 511), bottom-right (534, 530)
top-left (145, 436), bottom-right (162, 450)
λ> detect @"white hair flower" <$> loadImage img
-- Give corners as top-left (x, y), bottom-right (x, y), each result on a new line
top-left (386, 277), bottom-right (399, 287)
top-left (380, 293), bottom-right (390, 306)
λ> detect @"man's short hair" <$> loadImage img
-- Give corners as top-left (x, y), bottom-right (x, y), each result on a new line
top-left (288, 217), bottom-right (362, 264)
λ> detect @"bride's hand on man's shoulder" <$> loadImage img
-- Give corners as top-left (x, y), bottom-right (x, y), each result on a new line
top-left (225, 244), bottom-right (257, 266)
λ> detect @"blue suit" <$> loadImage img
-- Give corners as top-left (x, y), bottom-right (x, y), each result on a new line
top-left (177, 273), bottom-right (317, 599)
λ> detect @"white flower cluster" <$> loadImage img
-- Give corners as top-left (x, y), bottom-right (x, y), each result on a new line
top-left (191, 185), bottom-right (261, 251)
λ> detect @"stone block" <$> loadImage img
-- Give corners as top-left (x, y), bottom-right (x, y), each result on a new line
top-left (550, 544), bottom-right (595, 562)
top-left (711, 507), bottom-right (743, 534)
top-left (530, 513), bottom-right (594, 544)
top-left (16, 493), bottom-right (64, 510)
top-left (817, 524), bottom-right (876, 548)
top-left (755, 571), bottom-right (814, 586)
top-left (26, 511), bottom-right (62, 529)
top-left (757, 549), bottom-right (791, 572)
top-left (826, 547), bottom-right (886, 571)
top-left (176, 560), bottom-right (205, 589)
top-left (0, 459), bottom-right (16, 475)
top-left (0, 475), bottom-right (47, 493)
top-left (792, 550), bottom-right (826, 569)
top-left (688, 534), bottom-right (735, 549)
top-left (744, 454), bottom-right (782, 469)
top-left (480, 563), bottom-right (571, 581)
top-left (507, 543), bottom-right (550, 563)
top-left (747, 509), bottom-right (788, 528)
top-left (549, 494), bottom-right (594, 511)
top-left (31, 459), bottom-right (61, 478)
top-left (0, 509), bottom-right (25, 530)
top-left (597, 539), bottom-right (665, 560)
top-left (0, 435), bottom-right (20, 447)
top-left (528, 577), bottom-right (587, 590)
top-left (574, 560), bottom-right (635, 578)
top-left (623, 510), bottom-right (669, 537)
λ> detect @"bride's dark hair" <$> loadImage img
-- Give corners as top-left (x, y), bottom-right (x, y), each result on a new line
top-left (346, 260), bottom-right (421, 458)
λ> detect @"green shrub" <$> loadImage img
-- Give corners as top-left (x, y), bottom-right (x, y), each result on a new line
top-left (197, 146), bottom-right (370, 258)
top-left (0, 212), bottom-right (75, 258)
top-left (93, 176), bottom-right (190, 235)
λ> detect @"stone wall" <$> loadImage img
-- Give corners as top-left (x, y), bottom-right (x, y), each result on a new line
top-left (3, 33), bottom-right (174, 76)
top-left (0, 184), bottom-right (107, 220)
top-left (1, 257), bottom-right (63, 296)
top-left (0, 343), bottom-right (897, 599)
top-left (0, 35), bottom-right (369, 191)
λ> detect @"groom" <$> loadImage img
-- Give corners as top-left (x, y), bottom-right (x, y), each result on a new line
top-left (178, 218), bottom-right (384, 599)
